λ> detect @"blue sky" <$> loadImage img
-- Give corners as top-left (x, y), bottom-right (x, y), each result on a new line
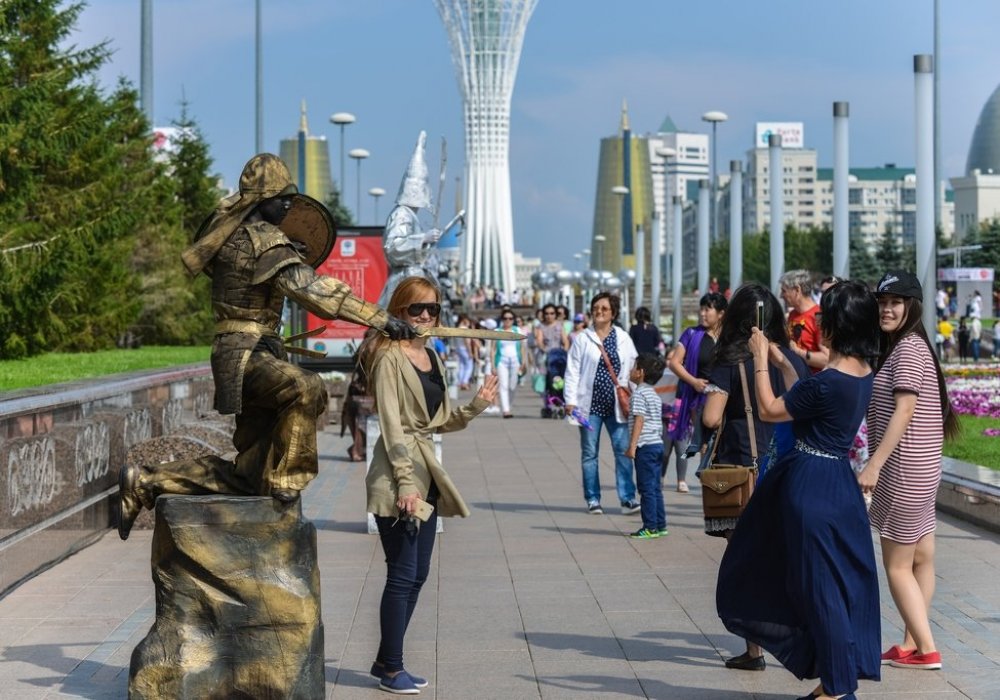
top-left (72, 0), bottom-right (1000, 270)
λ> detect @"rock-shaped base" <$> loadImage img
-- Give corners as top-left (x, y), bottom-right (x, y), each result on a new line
top-left (129, 496), bottom-right (324, 699)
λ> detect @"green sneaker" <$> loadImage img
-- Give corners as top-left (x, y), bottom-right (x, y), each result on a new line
top-left (629, 528), bottom-right (659, 539)
top-left (657, 528), bottom-right (669, 536)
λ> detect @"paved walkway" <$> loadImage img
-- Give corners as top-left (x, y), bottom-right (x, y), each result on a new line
top-left (1, 389), bottom-right (999, 699)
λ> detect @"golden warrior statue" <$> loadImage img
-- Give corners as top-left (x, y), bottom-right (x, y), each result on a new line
top-left (116, 154), bottom-right (416, 539)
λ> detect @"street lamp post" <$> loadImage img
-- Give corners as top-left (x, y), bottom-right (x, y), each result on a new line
top-left (701, 110), bottom-right (728, 244)
top-left (611, 185), bottom-right (629, 274)
top-left (654, 146), bottom-right (676, 325)
top-left (330, 112), bottom-right (356, 195)
top-left (348, 148), bottom-right (369, 221)
top-left (368, 187), bottom-right (386, 224)
top-left (594, 235), bottom-right (607, 272)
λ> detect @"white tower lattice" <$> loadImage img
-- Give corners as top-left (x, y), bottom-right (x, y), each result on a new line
top-left (434, 0), bottom-right (537, 293)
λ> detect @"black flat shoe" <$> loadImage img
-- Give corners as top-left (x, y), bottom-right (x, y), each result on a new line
top-left (725, 651), bottom-right (765, 670)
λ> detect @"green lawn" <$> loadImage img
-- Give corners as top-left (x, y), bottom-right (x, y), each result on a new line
top-left (944, 415), bottom-right (1000, 471)
top-left (0, 346), bottom-right (210, 393)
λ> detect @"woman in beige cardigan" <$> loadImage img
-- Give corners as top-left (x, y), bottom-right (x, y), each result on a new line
top-left (360, 276), bottom-right (498, 694)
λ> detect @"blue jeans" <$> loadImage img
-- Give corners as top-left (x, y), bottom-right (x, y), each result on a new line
top-left (636, 443), bottom-right (666, 531)
top-left (375, 507), bottom-right (438, 672)
top-left (580, 413), bottom-right (636, 505)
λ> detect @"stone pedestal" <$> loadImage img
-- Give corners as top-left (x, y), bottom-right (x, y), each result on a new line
top-left (129, 496), bottom-right (324, 700)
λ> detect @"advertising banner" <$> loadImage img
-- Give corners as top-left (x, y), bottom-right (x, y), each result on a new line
top-left (303, 226), bottom-right (387, 363)
top-left (754, 122), bottom-right (805, 149)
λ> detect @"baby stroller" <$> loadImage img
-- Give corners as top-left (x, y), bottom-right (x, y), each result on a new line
top-left (540, 348), bottom-right (567, 418)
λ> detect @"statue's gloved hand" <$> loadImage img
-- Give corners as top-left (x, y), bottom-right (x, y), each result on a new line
top-left (383, 316), bottom-right (418, 340)
top-left (423, 229), bottom-right (441, 245)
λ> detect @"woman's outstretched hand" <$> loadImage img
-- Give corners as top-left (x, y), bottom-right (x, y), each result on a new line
top-left (477, 374), bottom-right (499, 403)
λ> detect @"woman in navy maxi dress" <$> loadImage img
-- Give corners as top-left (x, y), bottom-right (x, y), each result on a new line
top-left (716, 281), bottom-right (881, 700)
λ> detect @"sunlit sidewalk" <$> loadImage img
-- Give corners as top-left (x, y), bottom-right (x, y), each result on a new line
top-left (1, 388), bottom-right (998, 699)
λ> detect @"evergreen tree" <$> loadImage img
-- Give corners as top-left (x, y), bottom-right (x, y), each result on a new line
top-left (848, 235), bottom-right (880, 285)
top-left (325, 187), bottom-right (354, 229)
top-left (874, 224), bottom-right (906, 271)
top-left (127, 101), bottom-right (219, 346)
top-left (0, 1), bottom-right (162, 358)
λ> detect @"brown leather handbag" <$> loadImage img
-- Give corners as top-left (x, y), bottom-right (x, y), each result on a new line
top-left (698, 363), bottom-right (759, 519)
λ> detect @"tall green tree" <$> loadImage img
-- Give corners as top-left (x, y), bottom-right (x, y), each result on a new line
top-left (325, 187), bottom-right (354, 229)
top-left (0, 0), bottom-right (161, 358)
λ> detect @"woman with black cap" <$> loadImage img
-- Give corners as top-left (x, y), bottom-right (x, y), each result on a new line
top-left (860, 270), bottom-right (959, 673)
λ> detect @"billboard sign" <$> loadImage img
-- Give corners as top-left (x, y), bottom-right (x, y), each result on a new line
top-left (937, 267), bottom-right (993, 282)
top-left (303, 226), bottom-right (388, 362)
top-left (755, 122), bottom-right (805, 149)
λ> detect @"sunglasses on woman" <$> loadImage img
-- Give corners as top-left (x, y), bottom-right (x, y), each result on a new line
top-left (501, 315), bottom-right (514, 321)
top-left (406, 302), bottom-right (441, 317)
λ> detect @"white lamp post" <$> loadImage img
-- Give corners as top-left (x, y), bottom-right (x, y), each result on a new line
top-left (593, 234), bottom-right (607, 271)
top-left (611, 185), bottom-right (629, 273)
top-left (368, 186), bottom-right (386, 224)
top-left (348, 148), bottom-right (369, 220)
top-left (329, 112), bottom-right (356, 194)
top-left (701, 110), bottom-right (728, 243)
top-left (653, 146), bottom-right (676, 324)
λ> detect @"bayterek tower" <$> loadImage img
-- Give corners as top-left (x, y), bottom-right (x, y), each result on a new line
top-left (435, 0), bottom-right (537, 293)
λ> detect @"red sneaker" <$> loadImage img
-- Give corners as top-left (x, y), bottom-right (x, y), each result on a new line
top-left (880, 645), bottom-right (915, 665)
top-left (889, 650), bottom-right (942, 670)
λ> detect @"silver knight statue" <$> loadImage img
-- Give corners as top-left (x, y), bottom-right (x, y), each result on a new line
top-left (378, 131), bottom-right (442, 307)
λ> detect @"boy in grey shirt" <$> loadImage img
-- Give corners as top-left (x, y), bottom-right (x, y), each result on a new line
top-left (625, 353), bottom-right (667, 539)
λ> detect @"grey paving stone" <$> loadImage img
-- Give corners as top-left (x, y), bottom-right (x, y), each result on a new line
top-left (2, 390), bottom-right (1000, 698)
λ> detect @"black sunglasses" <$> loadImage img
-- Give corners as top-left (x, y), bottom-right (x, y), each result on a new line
top-left (501, 315), bottom-right (515, 321)
top-left (406, 303), bottom-right (441, 318)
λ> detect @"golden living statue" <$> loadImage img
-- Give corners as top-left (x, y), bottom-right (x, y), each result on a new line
top-left (118, 154), bottom-right (416, 700)
top-left (117, 153), bottom-right (415, 537)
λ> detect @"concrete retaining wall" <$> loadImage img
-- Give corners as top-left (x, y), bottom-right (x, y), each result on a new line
top-left (0, 365), bottom-right (213, 597)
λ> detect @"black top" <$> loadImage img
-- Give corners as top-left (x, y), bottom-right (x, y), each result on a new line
top-left (696, 334), bottom-right (716, 380)
top-left (708, 348), bottom-right (809, 465)
top-left (629, 322), bottom-right (662, 355)
top-left (412, 347), bottom-right (445, 418)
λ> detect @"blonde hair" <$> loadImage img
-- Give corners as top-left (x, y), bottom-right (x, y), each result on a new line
top-left (358, 276), bottom-right (441, 393)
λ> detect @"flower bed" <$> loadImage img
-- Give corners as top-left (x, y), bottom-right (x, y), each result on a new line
top-left (946, 367), bottom-right (1000, 419)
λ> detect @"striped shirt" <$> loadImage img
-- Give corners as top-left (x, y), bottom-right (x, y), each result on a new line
top-left (866, 334), bottom-right (944, 544)
top-left (629, 383), bottom-right (664, 448)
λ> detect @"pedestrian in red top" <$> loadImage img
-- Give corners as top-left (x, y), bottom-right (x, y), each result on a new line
top-left (780, 270), bottom-right (828, 372)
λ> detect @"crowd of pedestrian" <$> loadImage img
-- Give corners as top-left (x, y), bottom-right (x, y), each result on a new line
top-left (369, 266), bottom-right (963, 698)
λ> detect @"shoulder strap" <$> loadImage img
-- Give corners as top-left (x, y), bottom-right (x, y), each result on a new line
top-left (738, 363), bottom-right (758, 467)
top-left (705, 362), bottom-right (758, 468)
top-left (594, 336), bottom-right (623, 388)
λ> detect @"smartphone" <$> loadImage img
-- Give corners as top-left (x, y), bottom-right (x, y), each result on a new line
top-left (411, 498), bottom-right (435, 523)
top-left (755, 300), bottom-right (764, 329)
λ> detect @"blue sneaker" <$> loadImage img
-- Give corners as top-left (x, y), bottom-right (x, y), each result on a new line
top-left (378, 670), bottom-right (420, 695)
top-left (371, 662), bottom-right (427, 690)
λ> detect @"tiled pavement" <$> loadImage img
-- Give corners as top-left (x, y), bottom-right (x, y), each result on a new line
top-left (1, 389), bottom-right (998, 699)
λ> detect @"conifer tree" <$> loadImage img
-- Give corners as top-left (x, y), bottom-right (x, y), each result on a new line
top-left (0, 0), bottom-right (160, 357)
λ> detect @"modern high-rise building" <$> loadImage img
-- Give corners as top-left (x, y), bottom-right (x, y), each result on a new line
top-left (435, 0), bottom-right (537, 294)
top-left (278, 103), bottom-right (335, 204)
top-left (590, 104), bottom-right (654, 274)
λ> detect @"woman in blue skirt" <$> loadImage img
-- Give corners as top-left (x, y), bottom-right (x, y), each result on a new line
top-left (716, 280), bottom-right (881, 700)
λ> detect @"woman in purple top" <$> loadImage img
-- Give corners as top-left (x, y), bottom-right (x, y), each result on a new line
top-left (665, 293), bottom-right (727, 492)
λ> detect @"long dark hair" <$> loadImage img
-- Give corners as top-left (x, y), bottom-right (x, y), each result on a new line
top-left (714, 283), bottom-right (787, 365)
top-left (876, 296), bottom-right (960, 441)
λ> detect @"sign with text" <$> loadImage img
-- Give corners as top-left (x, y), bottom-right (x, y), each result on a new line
top-left (938, 267), bottom-right (994, 282)
top-left (755, 122), bottom-right (805, 149)
top-left (303, 226), bottom-right (387, 362)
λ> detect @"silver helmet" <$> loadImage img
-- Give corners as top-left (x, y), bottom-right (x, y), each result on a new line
top-left (395, 130), bottom-right (432, 209)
